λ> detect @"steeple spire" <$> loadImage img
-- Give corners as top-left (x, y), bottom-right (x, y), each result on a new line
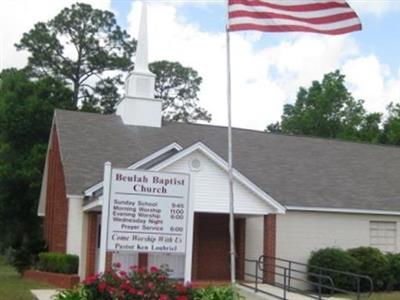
top-left (135, 1), bottom-right (150, 73)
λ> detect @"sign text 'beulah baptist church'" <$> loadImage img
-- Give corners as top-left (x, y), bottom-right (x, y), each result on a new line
top-left (105, 169), bottom-right (190, 254)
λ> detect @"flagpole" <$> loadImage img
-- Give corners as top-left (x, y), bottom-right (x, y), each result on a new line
top-left (225, 1), bottom-right (236, 288)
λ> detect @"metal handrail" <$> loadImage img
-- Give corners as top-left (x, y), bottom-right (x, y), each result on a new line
top-left (261, 263), bottom-right (335, 289)
top-left (258, 257), bottom-right (336, 299)
top-left (239, 257), bottom-right (335, 300)
top-left (258, 255), bottom-right (373, 299)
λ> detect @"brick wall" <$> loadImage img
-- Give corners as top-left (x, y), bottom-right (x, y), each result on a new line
top-left (191, 213), bottom-right (200, 280)
top-left (85, 213), bottom-right (98, 277)
top-left (24, 270), bottom-right (80, 289)
top-left (138, 253), bottom-right (148, 268)
top-left (44, 126), bottom-right (68, 253)
top-left (235, 218), bottom-right (246, 281)
top-left (263, 214), bottom-right (276, 284)
top-left (106, 252), bottom-right (113, 272)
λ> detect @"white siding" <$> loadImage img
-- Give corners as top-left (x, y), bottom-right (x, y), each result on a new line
top-left (66, 196), bottom-right (85, 277)
top-left (162, 151), bottom-right (275, 215)
top-left (79, 212), bottom-right (89, 278)
top-left (276, 211), bottom-right (400, 288)
top-left (244, 216), bottom-right (264, 281)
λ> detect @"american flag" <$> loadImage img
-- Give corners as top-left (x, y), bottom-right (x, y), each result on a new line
top-left (228, 0), bottom-right (362, 35)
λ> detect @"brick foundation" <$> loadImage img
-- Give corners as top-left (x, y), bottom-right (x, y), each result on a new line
top-left (23, 270), bottom-right (80, 289)
top-left (263, 214), bottom-right (276, 284)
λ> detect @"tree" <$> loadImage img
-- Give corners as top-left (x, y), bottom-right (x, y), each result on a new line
top-left (150, 60), bottom-right (211, 123)
top-left (266, 122), bottom-right (282, 133)
top-left (357, 112), bottom-right (382, 144)
top-left (266, 70), bottom-right (378, 142)
top-left (381, 102), bottom-right (400, 145)
top-left (15, 2), bottom-right (136, 113)
top-left (0, 68), bottom-right (73, 249)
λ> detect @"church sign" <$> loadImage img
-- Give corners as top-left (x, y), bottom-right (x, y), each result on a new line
top-left (104, 168), bottom-right (190, 254)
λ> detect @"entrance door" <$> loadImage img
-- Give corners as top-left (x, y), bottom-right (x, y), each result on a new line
top-left (195, 213), bottom-right (230, 280)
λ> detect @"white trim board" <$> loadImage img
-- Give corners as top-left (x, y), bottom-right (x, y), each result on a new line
top-left (83, 142), bottom-right (183, 196)
top-left (150, 141), bottom-right (286, 214)
top-left (286, 206), bottom-right (400, 216)
top-left (82, 198), bottom-right (102, 212)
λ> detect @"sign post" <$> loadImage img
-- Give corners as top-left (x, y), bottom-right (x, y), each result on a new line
top-left (99, 162), bottom-right (112, 273)
top-left (99, 164), bottom-right (190, 274)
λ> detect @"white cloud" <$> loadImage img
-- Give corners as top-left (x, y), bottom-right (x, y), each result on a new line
top-left (128, 2), bottom-right (393, 130)
top-left (0, 0), bottom-right (112, 70)
top-left (348, 0), bottom-right (400, 17)
top-left (342, 55), bottom-right (400, 113)
top-left (260, 35), bottom-right (359, 101)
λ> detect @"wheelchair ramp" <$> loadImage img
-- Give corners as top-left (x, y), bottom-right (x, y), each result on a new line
top-left (238, 256), bottom-right (373, 300)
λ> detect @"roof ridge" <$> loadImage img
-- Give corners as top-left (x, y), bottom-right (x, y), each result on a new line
top-left (55, 109), bottom-right (400, 151)
top-left (166, 121), bottom-right (400, 151)
top-left (55, 108), bottom-right (117, 118)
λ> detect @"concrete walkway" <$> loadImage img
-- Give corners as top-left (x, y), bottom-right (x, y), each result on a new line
top-left (31, 289), bottom-right (59, 300)
top-left (238, 284), bottom-right (349, 300)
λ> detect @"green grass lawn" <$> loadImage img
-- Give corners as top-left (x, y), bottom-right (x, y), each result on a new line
top-left (369, 293), bottom-right (400, 300)
top-left (338, 292), bottom-right (400, 300)
top-left (0, 256), bottom-right (54, 300)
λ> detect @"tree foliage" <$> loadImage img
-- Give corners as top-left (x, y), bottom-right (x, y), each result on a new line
top-left (15, 2), bottom-right (136, 113)
top-left (150, 60), bottom-right (211, 123)
top-left (267, 70), bottom-right (383, 143)
top-left (381, 103), bottom-right (400, 145)
top-left (0, 69), bottom-right (73, 249)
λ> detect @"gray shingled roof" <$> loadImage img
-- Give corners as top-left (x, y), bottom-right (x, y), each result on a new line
top-left (55, 109), bottom-right (400, 212)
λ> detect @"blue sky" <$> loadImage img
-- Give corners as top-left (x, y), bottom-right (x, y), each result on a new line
top-left (111, 1), bottom-right (400, 70)
top-left (1, 0), bottom-right (400, 130)
top-left (109, 1), bottom-right (400, 129)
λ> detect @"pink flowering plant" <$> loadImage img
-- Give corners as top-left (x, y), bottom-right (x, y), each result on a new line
top-left (80, 262), bottom-right (194, 300)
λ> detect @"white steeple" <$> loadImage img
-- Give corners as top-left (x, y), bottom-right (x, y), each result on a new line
top-left (116, 1), bottom-right (161, 127)
top-left (134, 2), bottom-right (150, 74)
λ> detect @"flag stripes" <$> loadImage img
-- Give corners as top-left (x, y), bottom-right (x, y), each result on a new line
top-left (228, 0), bottom-right (362, 35)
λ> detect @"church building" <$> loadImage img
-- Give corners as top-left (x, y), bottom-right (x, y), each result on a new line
top-left (38, 4), bottom-right (400, 284)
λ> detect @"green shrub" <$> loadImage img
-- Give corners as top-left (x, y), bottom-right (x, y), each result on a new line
top-left (193, 286), bottom-right (243, 300)
top-left (4, 247), bottom-right (16, 265)
top-left (12, 247), bottom-right (32, 275)
top-left (348, 247), bottom-right (390, 291)
top-left (386, 253), bottom-right (400, 291)
top-left (37, 252), bottom-right (79, 274)
top-left (53, 287), bottom-right (88, 300)
top-left (6, 237), bottom-right (47, 274)
top-left (26, 239), bottom-right (47, 265)
top-left (308, 248), bottom-right (360, 293)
